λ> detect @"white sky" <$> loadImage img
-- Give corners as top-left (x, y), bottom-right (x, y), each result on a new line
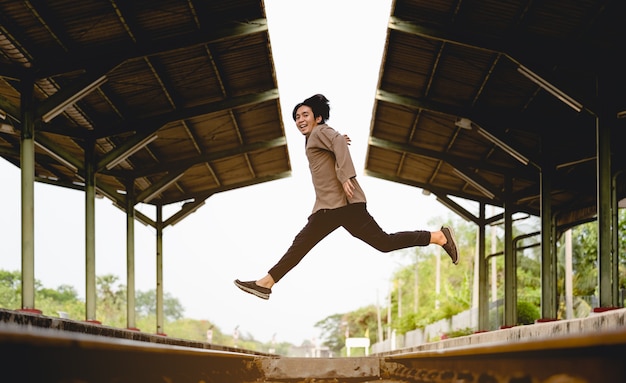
top-left (0, 0), bottom-right (456, 345)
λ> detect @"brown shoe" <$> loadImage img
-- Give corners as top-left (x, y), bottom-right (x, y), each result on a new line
top-left (234, 279), bottom-right (271, 300)
top-left (441, 226), bottom-right (459, 265)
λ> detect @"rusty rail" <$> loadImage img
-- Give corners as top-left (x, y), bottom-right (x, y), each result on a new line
top-left (1, 321), bottom-right (625, 382)
top-left (381, 328), bottom-right (626, 383)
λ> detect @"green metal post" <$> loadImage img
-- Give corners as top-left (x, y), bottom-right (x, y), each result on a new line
top-left (540, 167), bottom-right (557, 319)
top-left (20, 76), bottom-right (36, 311)
top-left (126, 182), bottom-right (136, 329)
top-left (478, 203), bottom-right (488, 331)
top-left (597, 115), bottom-right (613, 307)
top-left (84, 140), bottom-right (97, 322)
top-left (504, 178), bottom-right (516, 326)
top-left (156, 205), bottom-right (165, 335)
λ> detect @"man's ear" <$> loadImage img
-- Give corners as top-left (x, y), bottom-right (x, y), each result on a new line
top-left (316, 116), bottom-right (322, 123)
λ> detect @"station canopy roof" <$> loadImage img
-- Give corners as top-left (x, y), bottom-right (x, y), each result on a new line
top-left (0, 0), bottom-right (624, 229)
top-left (366, 0), bottom-right (626, 229)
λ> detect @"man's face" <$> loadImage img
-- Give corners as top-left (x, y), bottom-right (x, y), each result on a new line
top-left (294, 105), bottom-right (320, 136)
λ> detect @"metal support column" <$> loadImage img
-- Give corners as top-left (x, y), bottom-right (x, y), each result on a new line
top-left (612, 171), bottom-right (622, 307)
top-left (540, 167), bottom-right (557, 319)
top-left (503, 178), bottom-right (516, 326)
top-left (126, 181), bottom-right (137, 330)
top-left (597, 114), bottom-right (613, 307)
top-left (20, 75), bottom-right (36, 311)
top-left (84, 140), bottom-right (98, 322)
top-left (478, 203), bottom-right (488, 330)
top-left (156, 205), bottom-right (165, 335)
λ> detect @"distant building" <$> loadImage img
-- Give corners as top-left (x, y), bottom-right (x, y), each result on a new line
top-left (288, 339), bottom-right (332, 357)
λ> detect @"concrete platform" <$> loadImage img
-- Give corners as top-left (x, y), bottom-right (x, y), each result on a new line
top-left (1, 307), bottom-right (625, 382)
top-left (1, 307), bottom-right (625, 356)
top-left (0, 307), bottom-right (266, 355)
top-left (374, 307), bottom-right (626, 355)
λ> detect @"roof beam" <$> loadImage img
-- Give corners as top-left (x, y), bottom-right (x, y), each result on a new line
top-left (164, 200), bottom-right (206, 227)
top-left (136, 172), bottom-right (185, 204)
top-left (99, 134), bottom-right (158, 171)
top-left (0, 62), bottom-right (26, 81)
top-left (35, 133), bottom-right (84, 176)
top-left (108, 136), bottom-right (287, 179)
top-left (157, 170), bottom-right (292, 207)
top-left (387, 16), bottom-right (593, 113)
top-left (0, 94), bottom-right (21, 122)
top-left (39, 18), bottom-right (268, 78)
top-left (94, 88), bottom-right (279, 139)
top-left (36, 74), bottom-right (108, 123)
top-left (434, 194), bottom-right (475, 223)
top-left (451, 168), bottom-right (498, 200)
top-left (376, 89), bottom-right (469, 119)
top-left (375, 90), bottom-right (540, 174)
top-left (368, 136), bottom-right (536, 182)
top-left (387, 15), bottom-right (612, 72)
top-left (364, 169), bottom-right (499, 211)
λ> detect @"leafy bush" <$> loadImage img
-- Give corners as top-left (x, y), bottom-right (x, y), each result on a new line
top-left (517, 300), bottom-right (540, 325)
top-left (444, 327), bottom-right (474, 338)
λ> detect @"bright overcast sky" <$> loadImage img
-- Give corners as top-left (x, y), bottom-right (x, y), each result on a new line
top-left (0, 0), bottom-right (456, 345)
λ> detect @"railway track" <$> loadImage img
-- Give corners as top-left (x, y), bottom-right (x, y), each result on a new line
top-left (379, 327), bottom-right (626, 383)
top-left (1, 322), bottom-right (624, 382)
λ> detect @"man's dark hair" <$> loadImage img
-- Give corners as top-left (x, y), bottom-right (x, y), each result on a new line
top-left (292, 94), bottom-right (330, 123)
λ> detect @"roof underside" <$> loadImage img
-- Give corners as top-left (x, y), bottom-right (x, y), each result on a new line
top-left (367, 0), bottom-right (626, 228)
top-left (0, 0), bottom-right (289, 225)
top-left (1, 0), bottom-right (625, 228)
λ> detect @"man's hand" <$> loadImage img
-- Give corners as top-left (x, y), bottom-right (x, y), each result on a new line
top-left (343, 134), bottom-right (351, 145)
top-left (343, 178), bottom-right (355, 198)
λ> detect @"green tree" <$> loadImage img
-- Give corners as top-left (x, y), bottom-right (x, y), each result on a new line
top-left (159, 318), bottom-right (216, 341)
top-left (517, 237), bottom-right (542, 310)
top-left (0, 270), bottom-right (85, 318)
top-left (314, 313), bottom-right (344, 353)
top-left (0, 270), bottom-right (21, 309)
top-left (562, 209), bottom-right (626, 305)
top-left (0, 269), bottom-right (281, 353)
top-left (390, 217), bottom-right (475, 334)
top-left (571, 222), bottom-right (599, 297)
top-left (93, 274), bottom-right (190, 328)
top-left (314, 306), bottom-right (380, 356)
top-left (96, 274), bottom-right (126, 326)
top-left (136, 289), bottom-right (184, 321)
top-left (619, 209), bottom-right (626, 290)
top-left (37, 284), bottom-right (85, 319)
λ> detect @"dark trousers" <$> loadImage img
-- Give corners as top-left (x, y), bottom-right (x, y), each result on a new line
top-left (268, 203), bottom-right (431, 282)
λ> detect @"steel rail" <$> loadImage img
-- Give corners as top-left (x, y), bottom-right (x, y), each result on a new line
top-left (381, 328), bottom-right (626, 383)
top-left (1, 322), bottom-right (625, 382)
